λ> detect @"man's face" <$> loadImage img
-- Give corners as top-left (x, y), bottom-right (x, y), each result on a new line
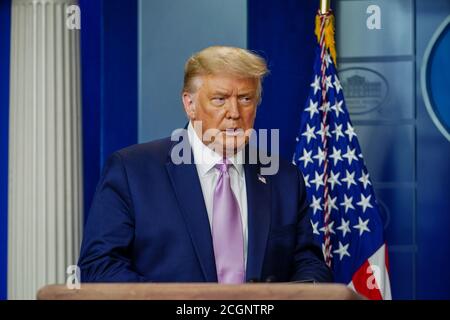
top-left (183, 74), bottom-right (258, 155)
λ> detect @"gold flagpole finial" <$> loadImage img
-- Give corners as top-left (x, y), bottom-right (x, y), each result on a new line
top-left (320, 0), bottom-right (330, 15)
top-left (316, 0), bottom-right (337, 66)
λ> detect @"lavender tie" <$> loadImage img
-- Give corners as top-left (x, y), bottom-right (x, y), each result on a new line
top-left (212, 159), bottom-right (245, 284)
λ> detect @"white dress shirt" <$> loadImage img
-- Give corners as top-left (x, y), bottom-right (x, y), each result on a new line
top-left (187, 122), bottom-right (248, 268)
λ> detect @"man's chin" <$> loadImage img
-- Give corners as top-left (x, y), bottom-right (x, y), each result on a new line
top-left (221, 140), bottom-right (247, 157)
top-left (208, 139), bottom-right (246, 157)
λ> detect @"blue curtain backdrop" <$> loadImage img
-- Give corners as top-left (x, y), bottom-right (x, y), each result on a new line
top-left (79, 0), bottom-right (138, 222)
top-left (249, 0), bottom-right (318, 161)
top-left (0, 0), bottom-right (11, 301)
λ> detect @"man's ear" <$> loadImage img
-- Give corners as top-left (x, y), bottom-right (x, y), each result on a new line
top-left (182, 92), bottom-right (196, 120)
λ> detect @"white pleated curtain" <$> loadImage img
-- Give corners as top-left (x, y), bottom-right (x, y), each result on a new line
top-left (8, 0), bottom-right (82, 300)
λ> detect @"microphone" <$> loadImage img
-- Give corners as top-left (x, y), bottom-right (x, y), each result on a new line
top-left (247, 276), bottom-right (315, 283)
top-left (264, 275), bottom-right (277, 283)
top-left (290, 279), bottom-right (316, 284)
top-left (246, 276), bottom-right (278, 283)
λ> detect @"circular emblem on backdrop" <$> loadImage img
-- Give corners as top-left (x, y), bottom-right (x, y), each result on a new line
top-left (421, 15), bottom-right (450, 142)
top-left (338, 67), bottom-right (389, 115)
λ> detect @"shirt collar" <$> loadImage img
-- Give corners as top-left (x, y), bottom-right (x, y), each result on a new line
top-left (187, 122), bottom-right (244, 177)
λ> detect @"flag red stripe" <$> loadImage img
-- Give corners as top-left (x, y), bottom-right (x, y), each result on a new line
top-left (352, 260), bottom-right (383, 300)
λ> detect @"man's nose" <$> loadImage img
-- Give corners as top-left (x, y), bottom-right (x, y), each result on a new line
top-left (226, 97), bottom-right (240, 119)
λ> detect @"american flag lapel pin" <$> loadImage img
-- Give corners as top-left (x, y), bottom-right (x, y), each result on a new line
top-left (257, 174), bottom-right (266, 184)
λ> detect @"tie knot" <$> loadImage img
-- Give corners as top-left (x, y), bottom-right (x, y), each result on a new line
top-left (215, 159), bottom-right (231, 173)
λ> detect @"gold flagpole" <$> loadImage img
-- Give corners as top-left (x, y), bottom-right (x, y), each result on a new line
top-left (316, 0), bottom-right (336, 66)
top-left (320, 0), bottom-right (330, 14)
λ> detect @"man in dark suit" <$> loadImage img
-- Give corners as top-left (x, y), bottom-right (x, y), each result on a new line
top-left (78, 46), bottom-right (332, 283)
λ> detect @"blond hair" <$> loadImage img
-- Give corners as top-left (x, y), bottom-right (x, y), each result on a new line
top-left (183, 46), bottom-right (269, 102)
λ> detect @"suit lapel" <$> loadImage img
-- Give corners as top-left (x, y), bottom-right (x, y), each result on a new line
top-left (165, 142), bottom-right (217, 282)
top-left (165, 133), bottom-right (272, 283)
top-left (244, 163), bottom-right (271, 281)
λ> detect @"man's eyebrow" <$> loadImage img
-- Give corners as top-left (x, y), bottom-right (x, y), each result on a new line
top-left (237, 91), bottom-right (255, 96)
top-left (209, 89), bottom-right (256, 96)
top-left (210, 90), bottom-right (230, 96)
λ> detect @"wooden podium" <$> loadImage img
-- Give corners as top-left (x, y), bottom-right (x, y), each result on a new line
top-left (37, 283), bottom-right (363, 300)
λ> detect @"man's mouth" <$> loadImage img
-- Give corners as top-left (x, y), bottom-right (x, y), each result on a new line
top-left (224, 128), bottom-right (244, 137)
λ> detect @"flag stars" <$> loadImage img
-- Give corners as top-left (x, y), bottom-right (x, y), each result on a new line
top-left (316, 122), bottom-right (332, 141)
top-left (328, 170), bottom-right (342, 190)
top-left (304, 99), bottom-right (319, 119)
top-left (343, 146), bottom-right (358, 165)
top-left (345, 123), bottom-right (357, 142)
top-left (329, 146), bottom-right (343, 166)
top-left (324, 53), bottom-right (333, 68)
top-left (357, 194), bottom-right (374, 213)
top-left (353, 217), bottom-right (371, 236)
top-left (303, 174), bottom-right (311, 188)
top-left (319, 101), bottom-right (331, 114)
top-left (340, 194), bottom-right (355, 213)
top-left (332, 123), bottom-right (345, 141)
top-left (326, 195), bottom-right (339, 213)
top-left (341, 170), bottom-right (357, 189)
top-left (325, 75), bottom-right (334, 92)
top-left (337, 218), bottom-right (351, 237)
top-left (359, 171), bottom-right (372, 189)
top-left (311, 220), bottom-right (320, 235)
top-left (310, 195), bottom-right (322, 215)
top-left (320, 220), bottom-right (335, 235)
top-left (313, 147), bottom-right (326, 166)
top-left (333, 241), bottom-right (351, 260)
top-left (292, 47), bottom-right (387, 277)
top-left (330, 100), bottom-right (344, 118)
top-left (310, 75), bottom-right (321, 95)
top-left (310, 171), bottom-right (325, 191)
top-left (301, 124), bottom-right (316, 144)
top-left (333, 75), bottom-right (343, 94)
top-left (298, 149), bottom-right (313, 168)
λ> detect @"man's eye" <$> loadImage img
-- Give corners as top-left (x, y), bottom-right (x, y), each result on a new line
top-left (240, 96), bottom-right (253, 103)
top-left (212, 97), bottom-right (225, 105)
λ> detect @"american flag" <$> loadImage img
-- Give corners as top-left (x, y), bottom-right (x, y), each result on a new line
top-left (292, 10), bottom-right (391, 300)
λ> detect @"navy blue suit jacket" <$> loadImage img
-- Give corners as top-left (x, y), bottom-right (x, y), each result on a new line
top-left (78, 136), bottom-right (332, 283)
